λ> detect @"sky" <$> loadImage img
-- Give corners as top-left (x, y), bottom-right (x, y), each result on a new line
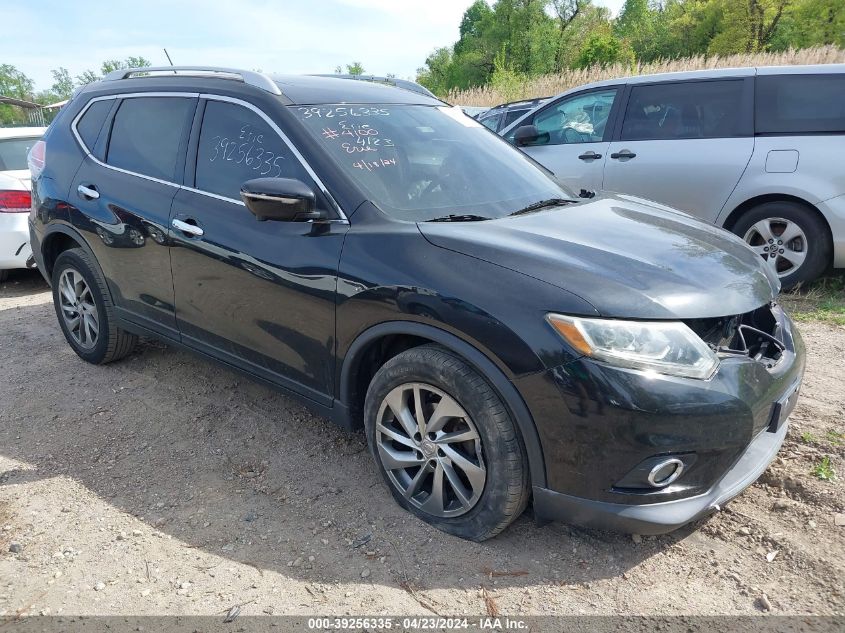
top-left (3, 0), bottom-right (625, 92)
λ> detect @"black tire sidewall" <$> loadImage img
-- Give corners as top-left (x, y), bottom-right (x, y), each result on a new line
top-left (364, 345), bottom-right (528, 541)
top-left (732, 201), bottom-right (831, 287)
top-left (52, 249), bottom-right (113, 364)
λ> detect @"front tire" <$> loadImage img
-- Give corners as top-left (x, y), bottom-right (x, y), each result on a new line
top-left (732, 201), bottom-right (831, 288)
top-left (51, 248), bottom-right (137, 364)
top-left (364, 345), bottom-right (530, 541)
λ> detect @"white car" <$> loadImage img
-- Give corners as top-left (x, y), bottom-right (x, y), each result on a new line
top-left (0, 126), bottom-right (45, 281)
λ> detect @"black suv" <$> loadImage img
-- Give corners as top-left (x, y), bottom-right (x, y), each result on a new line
top-left (30, 67), bottom-right (805, 541)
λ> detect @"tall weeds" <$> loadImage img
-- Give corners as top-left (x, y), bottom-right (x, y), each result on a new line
top-left (446, 46), bottom-right (845, 106)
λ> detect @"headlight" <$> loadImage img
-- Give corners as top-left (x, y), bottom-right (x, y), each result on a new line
top-left (547, 314), bottom-right (719, 380)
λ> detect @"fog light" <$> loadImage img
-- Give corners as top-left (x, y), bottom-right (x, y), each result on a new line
top-left (647, 458), bottom-right (684, 488)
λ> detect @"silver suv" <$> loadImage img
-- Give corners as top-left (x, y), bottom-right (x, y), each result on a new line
top-left (502, 65), bottom-right (845, 287)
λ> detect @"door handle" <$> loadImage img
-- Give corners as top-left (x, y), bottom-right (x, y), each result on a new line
top-left (77, 184), bottom-right (99, 200)
top-left (610, 150), bottom-right (637, 160)
top-left (578, 151), bottom-right (602, 160)
top-left (172, 218), bottom-right (204, 237)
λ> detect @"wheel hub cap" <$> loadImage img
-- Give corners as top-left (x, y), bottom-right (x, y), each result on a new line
top-left (375, 383), bottom-right (486, 518)
top-left (743, 217), bottom-right (808, 279)
top-left (58, 268), bottom-right (99, 350)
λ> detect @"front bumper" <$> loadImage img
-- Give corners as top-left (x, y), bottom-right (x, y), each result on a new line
top-left (0, 213), bottom-right (32, 270)
top-left (518, 305), bottom-right (805, 534)
top-left (533, 416), bottom-right (788, 534)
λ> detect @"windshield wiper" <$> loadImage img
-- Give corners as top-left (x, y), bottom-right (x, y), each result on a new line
top-left (426, 214), bottom-right (491, 222)
top-left (508, 198), bottom-right (576, 217)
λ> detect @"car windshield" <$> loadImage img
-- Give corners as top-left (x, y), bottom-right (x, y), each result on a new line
top-left (0, 137), bottom-right (39, 171)
top-left (290, 104), bottom-right (572, 221)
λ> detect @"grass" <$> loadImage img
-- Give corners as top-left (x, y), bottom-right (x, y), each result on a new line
top-left (826, 430), bottom-right (844, 446)
top-left (447, 46), bottom-right (845, 106)
top-left (811, 456), bottom-right (836, 481)
top-left (781, 274), bottom-right (845, 326)
top-left (801, 431), bottom-right (819, 445)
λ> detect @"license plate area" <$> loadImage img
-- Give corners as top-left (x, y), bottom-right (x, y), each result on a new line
top-left (767, 381), bottom-right (800, 433)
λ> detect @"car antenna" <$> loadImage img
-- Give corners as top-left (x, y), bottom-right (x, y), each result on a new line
top-left (163, 48), bottom-right (176, 73)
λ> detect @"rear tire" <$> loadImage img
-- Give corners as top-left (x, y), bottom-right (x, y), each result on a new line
top-left (732, 201), bottom-right (831, 288)
top-left (364, 344), bottom-right (530, 541)
top-left (52, 248), bottom-right (137, 364)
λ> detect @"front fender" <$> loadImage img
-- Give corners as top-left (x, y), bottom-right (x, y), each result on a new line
top-left (338, 319), bottom-right (548, 488)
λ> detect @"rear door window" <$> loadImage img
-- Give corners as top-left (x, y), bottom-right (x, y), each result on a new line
top-left (756, 74), bottom-right (845, 134)
top-left (621, 80), bottom-right (747, 141)
top-left (106, 97), bottom-right (194, 181)
top-left (194, 100), bottom-right (310, 201)
top-left (76, 100), bottom-right (113, 150)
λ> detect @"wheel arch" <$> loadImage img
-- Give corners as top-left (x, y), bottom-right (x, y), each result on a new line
top-left (339, 320), bottom-right (547, 488)
top-left (41, 225), bottom-right (93, 281)
top-left (722, 193), bottom-right (832, 244)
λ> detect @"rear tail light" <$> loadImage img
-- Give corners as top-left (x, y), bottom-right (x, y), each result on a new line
top-left (0, 190), bottom-right (32, 213)
top-left (27, 140), bottom-right (46, 180)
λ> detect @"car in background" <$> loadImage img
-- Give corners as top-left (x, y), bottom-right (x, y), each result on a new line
top-left (478, 97), bottom-right (549, 133)
top-left (460, 105), bottom-right (489, 119)
top-left (0, 126), bottom-right (45, 281)
top-left (501, 65), bottom-right (845, 287)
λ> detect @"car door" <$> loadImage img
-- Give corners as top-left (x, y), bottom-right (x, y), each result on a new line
top-left (69, 94), bottom-right (196, 336)
top-left (603, 78), bottom-right (754, 221)
top-left (169, 96), bottom-right (348, 405)
top-left (506, 87), bottom-right (621, 193)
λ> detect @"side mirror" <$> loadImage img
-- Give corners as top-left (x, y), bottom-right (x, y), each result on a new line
top-left (240, 178), bottom-right (324, 222)
top-left (514, 124), bottom-right (548, 147)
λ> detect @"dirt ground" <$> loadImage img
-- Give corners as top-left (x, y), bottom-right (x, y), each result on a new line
top-left (0, 269), bottom-right (842, 618)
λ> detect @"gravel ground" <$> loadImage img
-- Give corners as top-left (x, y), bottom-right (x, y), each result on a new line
top-left (0, 269), bottom-right (843, 617)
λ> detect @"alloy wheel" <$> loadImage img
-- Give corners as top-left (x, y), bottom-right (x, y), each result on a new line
top-left (375, 383), bottom-right (486, 518)
top-left (58, 268), bottom-right (99, 349)
top-left (743, 217), bottom-right (808, 279)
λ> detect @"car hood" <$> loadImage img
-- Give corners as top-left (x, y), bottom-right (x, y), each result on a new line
top-left (418, 194), bottom-right (779, 319)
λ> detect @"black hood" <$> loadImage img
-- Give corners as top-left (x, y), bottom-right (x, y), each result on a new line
top-left (418, 194), bottom-right (779, 319)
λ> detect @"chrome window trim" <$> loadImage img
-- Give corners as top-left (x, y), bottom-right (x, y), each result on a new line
top-left (70, 91), bottom-right (348, 221)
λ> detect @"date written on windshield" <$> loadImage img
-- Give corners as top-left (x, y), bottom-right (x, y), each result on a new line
top-left (352, 157), bottom-right (397, 171)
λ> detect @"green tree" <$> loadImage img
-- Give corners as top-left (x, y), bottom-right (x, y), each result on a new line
top-left (577, 30), bottom-right (634, 67)
top-left (0, 64), bottom-right (35, 125)
top-left (49, 67), bottom-right (74, 101)
top-left (76, 56), bottom-right (152, 86)
top-left (708, 0), bottom-right (790, 53)
top-left (345, 62), bottom-right (365, 75)
top-left (615, 0), bottom-right (674, 61)
top-left (417, 47), bottom-right (455, 94)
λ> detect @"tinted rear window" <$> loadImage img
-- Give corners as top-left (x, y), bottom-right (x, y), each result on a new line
top-left (76, 100), bottom-right (112, 150)
top-left (106, 97), bottom-right (194, 181)
top-left (621, 80), bottom-right (747, 141)
top-left (756, 74), bottom-right (845, 134)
